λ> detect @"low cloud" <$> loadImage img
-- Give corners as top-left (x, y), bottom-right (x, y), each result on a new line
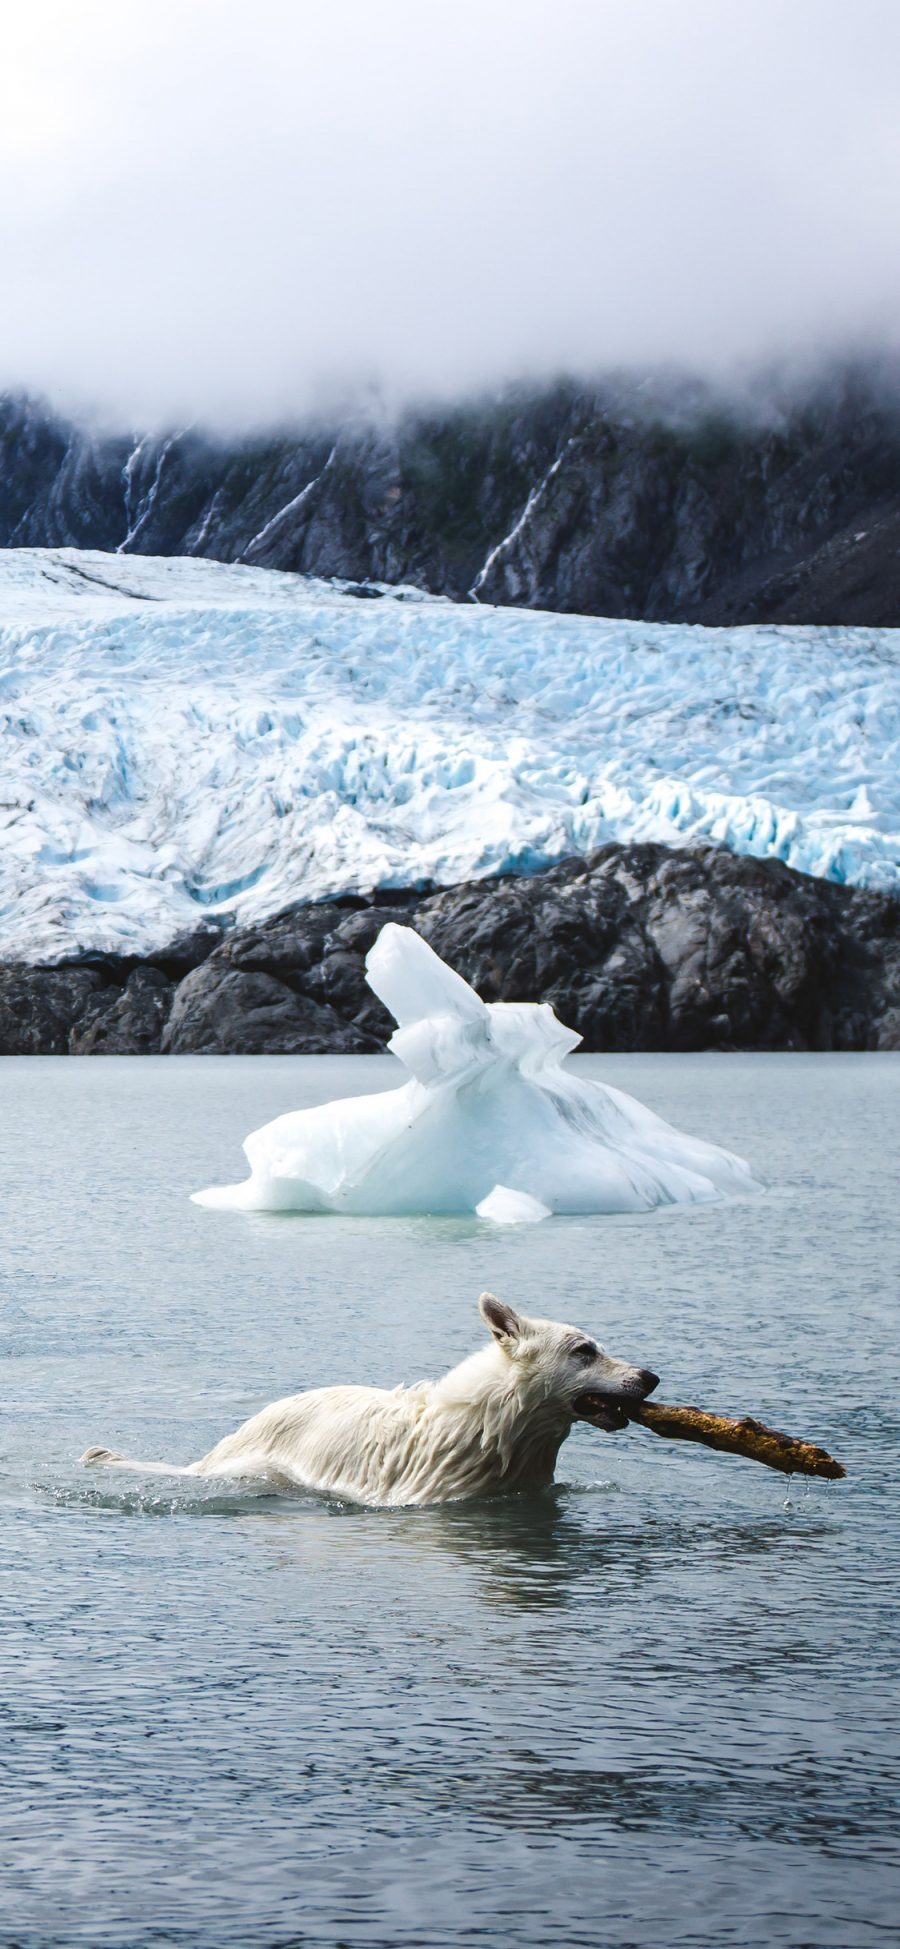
top-left (2, 0), bottom-right (899, 427)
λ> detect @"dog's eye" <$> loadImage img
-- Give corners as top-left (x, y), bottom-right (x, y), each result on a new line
top-left (572, 1343), bottom-right (598, 1364)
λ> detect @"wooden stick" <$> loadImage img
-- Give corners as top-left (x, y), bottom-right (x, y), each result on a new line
top-left (628, 1400), bottom-right (846, 1479)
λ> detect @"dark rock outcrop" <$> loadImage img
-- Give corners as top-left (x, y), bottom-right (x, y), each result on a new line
top-left (4, 358), bottom-right (900, 623)
top-left (1, 846), bottom-right (897, 1055)
top-left (0, 966), bottom-right (109, 1055)
top-left (70, 967), bottom-right (175, 1054)
top-left (160, 964), bottom-right (379, 1055)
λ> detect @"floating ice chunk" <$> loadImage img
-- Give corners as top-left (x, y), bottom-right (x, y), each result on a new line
top-left (476, 1186), bottom-right (553, 1225)
top-left (192, 924), bottom-right (760, 1218)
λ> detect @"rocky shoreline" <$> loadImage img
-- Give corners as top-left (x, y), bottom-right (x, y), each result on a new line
top-left (1, 844), bottom-right (898, 1056)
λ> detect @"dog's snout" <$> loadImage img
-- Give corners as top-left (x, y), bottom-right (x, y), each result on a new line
top-left (612, 1361), bottom-right (660, 1399)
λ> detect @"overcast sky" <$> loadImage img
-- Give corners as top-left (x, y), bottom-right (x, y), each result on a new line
top-left (2, 0), bottom-right (899, 427)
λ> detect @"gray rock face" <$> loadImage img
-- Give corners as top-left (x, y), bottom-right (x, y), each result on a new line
top-left (1, 846), bottom-right (897, 1056)
top-left (414, 850), bottom-right (900, 1052)
top-left (160, 963), bottom-right (380, 1055)
top-left (3, 361), bottom-right (900, 622)
top-left (0, 966), bottom-right (108, 1054)
top-left (70, 967), bottom-right (175, 1054)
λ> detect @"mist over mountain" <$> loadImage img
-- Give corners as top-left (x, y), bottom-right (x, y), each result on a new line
top-left (3, 358), bottom-right (900, 624)
top-left (4, 2), bottom-right (900, 623)
top-left (3, 3), bottom-right (900, 427)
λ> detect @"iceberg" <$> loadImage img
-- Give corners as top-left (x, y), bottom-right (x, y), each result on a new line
top-left (192, 924), bottom-right (760, 1219)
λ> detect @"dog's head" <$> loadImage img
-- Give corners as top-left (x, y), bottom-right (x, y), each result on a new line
top-left (478, 1291), bottom-right (658, 1431)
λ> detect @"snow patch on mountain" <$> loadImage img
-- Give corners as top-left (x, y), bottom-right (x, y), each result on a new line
top-left (0, 547), bottom-right (897, 963)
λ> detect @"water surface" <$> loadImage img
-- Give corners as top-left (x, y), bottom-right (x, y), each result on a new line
top-left (2, 1054), bottom-right (898, 1948)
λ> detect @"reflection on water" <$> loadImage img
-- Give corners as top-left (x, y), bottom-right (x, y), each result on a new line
top-left (1, 1053), bottom-right (898, 1949)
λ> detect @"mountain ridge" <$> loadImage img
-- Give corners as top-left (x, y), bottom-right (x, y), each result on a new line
top-left (4, 363), bottom-right (900, 623)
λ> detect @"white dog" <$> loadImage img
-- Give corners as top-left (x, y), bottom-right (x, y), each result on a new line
top-left (81, 1294), bottom-right (658, 1506)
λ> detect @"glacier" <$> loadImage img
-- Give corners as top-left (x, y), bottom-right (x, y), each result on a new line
top-left (193, 924), bottom-right (759, 1217)
top-left (0, 546), bottom-right (897, 963)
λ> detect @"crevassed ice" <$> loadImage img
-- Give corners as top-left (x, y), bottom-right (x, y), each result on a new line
top-left (0, 546), bottom-right (898, 962)
top-left (192, 923), bottom-right (760, 1219)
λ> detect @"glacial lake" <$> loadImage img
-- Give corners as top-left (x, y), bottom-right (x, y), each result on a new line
top-left (2, 1053), bottom-right (898, 1949)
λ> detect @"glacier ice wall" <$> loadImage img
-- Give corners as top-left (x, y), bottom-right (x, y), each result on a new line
top-left (0, 547), bottom-right (897, 962)
top-left (193, 923), bottom-right (759, 1217)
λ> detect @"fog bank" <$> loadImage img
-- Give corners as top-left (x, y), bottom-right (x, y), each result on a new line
top-left (3, 1), bottom-right (899, 427)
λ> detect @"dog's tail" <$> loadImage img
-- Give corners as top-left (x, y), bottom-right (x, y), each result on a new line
top-left (81, 1445), bottom-right (194, 1477)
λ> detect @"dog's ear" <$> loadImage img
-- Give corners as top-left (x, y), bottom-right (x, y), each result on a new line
top-left (479, 1292), bottom-right (524, 1348)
